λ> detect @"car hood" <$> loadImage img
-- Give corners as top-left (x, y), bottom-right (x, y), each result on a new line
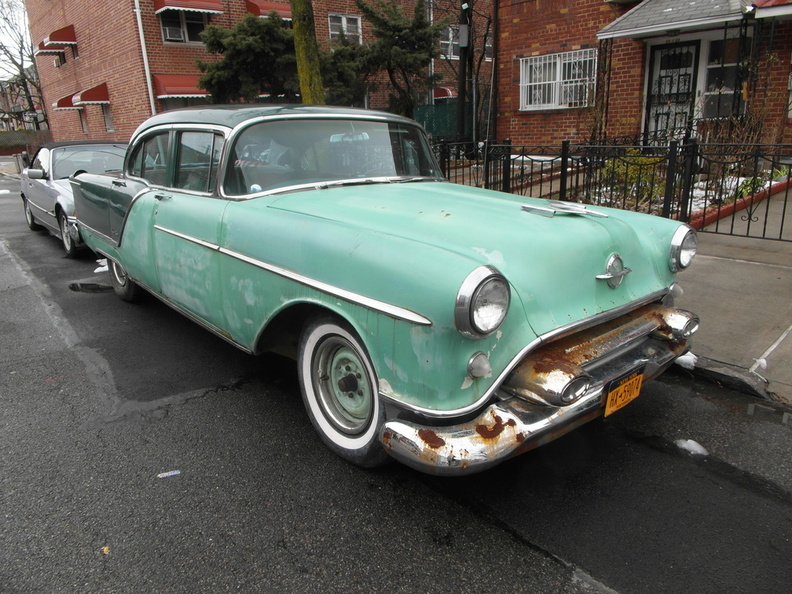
top-left (265, 181), bottom-right (677, 336)
top-left (53, 179), bottom-right (73, 195)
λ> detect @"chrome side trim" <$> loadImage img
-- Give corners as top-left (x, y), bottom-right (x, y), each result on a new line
top-left (152, 225), bottom-right (432, 326)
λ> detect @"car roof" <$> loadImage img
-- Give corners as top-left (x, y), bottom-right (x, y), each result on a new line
top-left (38, 141), bottom-right (128, 150)
top-left (131, 104), bottom-right (418, 139)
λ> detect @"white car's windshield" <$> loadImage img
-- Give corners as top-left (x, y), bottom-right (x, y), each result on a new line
top-left (52, 145), bottom-right (127, 180)
top-left (224, 118), bottom-right (443, 196)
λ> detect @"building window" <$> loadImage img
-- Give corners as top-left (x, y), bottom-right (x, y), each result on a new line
top-left (519, 49), bottom-right (597, 111)
top-left (329, 14), bottom-right (361, 44)
top-left (78, 109), bottom-right (88, 134)
top-left (440, 26), bottom-right (492, 61)
top-left (702, 38), bottom-right (749, 119)
top-left (102, 104), bottom-right (114, 132)
top-left (160, 9), bottom-right (209, 43)
top-left (440, 26), bottom-right (460, 60)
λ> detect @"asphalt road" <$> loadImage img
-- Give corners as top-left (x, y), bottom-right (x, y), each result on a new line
top-left (2, 175), bottom-right (791, 593)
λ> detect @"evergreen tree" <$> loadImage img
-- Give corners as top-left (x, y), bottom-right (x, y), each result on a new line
top-left (198, 15), bottom-right (299, 103)
top-left (354, 0), bottom-right (450, 117)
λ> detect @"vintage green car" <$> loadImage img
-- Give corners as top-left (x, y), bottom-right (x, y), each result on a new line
top-left (71, 105), bottom-right (699, 475)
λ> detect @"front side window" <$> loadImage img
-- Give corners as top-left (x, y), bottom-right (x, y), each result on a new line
top-left (160, 9), bottom-right (208, 43)
top-left (129, 132), bottom-right (171, 186)
top-left (174, 131), bottom-right (225, 193)
top-left (329, 14), bottom-right (362, 44)
top-left (519, 48), bottom-right (597, 110)
top-left (224, 118), bottom-right (442, 196)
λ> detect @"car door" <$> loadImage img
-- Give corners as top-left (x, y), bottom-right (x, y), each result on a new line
top-left (150, 130), bottom-right (228, 329)
top-left (23, 147), bottom-right (58, 232)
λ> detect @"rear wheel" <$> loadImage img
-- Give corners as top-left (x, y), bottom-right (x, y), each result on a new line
top-left (298, 315), bottom-right (389, 468)
top-left (108, 259), bottom-right (143, 302)
top-left (58, 212), bottom-right (78, 258)
top-left (23, 198), bottom-right (43, 231)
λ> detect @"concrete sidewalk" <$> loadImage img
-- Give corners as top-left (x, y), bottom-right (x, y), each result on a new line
top-left (1, 155), bottom-right (789, 404)
top-left (675, 232), bottom-right (792, 405)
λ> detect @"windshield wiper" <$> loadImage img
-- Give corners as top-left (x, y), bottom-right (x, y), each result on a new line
top-left (316, 178), bottom-right (393, 189)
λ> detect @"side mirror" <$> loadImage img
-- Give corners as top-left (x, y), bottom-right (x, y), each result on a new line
top-left (25, 168), bottom-right (45, 180)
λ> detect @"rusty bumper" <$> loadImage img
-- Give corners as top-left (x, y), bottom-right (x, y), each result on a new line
top-left (380, 304), bottom-right (697, 475)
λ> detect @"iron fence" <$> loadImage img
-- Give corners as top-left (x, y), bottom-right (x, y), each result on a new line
top-left (432, 138), bottom-right (792, 242)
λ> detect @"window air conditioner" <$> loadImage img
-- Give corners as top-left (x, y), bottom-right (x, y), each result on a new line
top-left (164, 27), bottom-right (184, 42)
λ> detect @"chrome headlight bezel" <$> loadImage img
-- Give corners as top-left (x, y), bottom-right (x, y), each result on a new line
top-left (455, 266), bottom-right (511, 338)
top-left (669, 225), bottom-right (697, 272)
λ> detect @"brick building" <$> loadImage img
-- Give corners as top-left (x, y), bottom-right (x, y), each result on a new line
top-left (26, 0), bottom-right (493, 143)
top-left (494, 0), bottom-right (792, 145)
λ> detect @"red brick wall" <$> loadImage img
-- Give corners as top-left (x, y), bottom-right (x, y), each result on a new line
top-left (495, 0), bottom-right (634, 144)
top-left (753, 20), bottom-right (792, 144)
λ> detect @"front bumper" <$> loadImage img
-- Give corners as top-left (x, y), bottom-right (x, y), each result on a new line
top-left (380, 303), bottom-right (697, 475)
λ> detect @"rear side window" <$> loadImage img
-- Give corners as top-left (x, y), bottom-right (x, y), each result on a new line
top-left (129, 132), bottom-right (171, 186)
top-left (174, 131), bottom-right (225, 193)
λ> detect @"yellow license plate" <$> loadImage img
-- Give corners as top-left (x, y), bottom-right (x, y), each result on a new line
top-left (604, 369), bottom-right (644, 416)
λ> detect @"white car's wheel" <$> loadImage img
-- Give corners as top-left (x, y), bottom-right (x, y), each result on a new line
top-left (23, 198), bottom-right (43, 231)
top-left (298, 315), bottom-right (389, 468)
top-left (58, 212), bottom-right (78, 258)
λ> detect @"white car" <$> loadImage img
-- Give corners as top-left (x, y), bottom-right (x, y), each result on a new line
top-left (21, 141), bottom-right (126, 256)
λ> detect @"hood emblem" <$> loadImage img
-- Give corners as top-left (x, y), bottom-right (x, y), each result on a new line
top-left (521, 201), bottom-right (608, 218)
top-left (596, 254), bottom-right (631, 289)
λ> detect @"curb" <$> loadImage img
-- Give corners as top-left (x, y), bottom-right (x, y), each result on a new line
top-left (686, 355), bottom-right (792, 408)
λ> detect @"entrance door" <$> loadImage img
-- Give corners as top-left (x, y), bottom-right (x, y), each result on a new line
top-left (645, 42), bottom-right (700, 140)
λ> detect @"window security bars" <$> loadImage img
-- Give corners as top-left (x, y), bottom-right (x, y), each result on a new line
top-left (519, 49), bottom-right (597, 111)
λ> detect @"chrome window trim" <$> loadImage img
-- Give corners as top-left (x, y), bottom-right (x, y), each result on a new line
top-left (219, 114), bottom-right (435, 200)
top-left (153, 225), bottom-right (432, 326)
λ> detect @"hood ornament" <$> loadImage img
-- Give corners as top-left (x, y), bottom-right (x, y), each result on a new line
top-left (596, 254), bottom-right (631, 289)
top-left (521, 201), bottom-right (608, 218)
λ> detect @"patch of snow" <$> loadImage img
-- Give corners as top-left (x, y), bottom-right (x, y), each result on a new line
top-left (675, 439), bottom-right (709, 456)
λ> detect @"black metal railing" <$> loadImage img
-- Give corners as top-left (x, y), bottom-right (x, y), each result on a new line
top-left (432, 138), bottom-right (792, 242)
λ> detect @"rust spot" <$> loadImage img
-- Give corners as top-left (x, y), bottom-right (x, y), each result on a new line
top-left (475, 415), bottom-right (515, 439)
top-left (515, 432), bottom-right (526, 443)
top-left (381, 429), bottom-right (393, 446)
top-left (418, 428), bottom-right (446, 449)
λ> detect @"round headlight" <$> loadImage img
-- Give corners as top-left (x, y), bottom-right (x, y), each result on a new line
top-left (455, 266), bottom-right (510, 338)
top-left (669, 225), bottom-right (697, 272)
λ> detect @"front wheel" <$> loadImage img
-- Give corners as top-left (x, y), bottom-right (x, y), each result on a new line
top-left (23, 198), bottom-right (43, 231)
top-left (298, 315), bottom-right (389, 468)
top-left (58, 212), bottom-right (78, 258)
top-left (108, 259), bottom-right (143, 302)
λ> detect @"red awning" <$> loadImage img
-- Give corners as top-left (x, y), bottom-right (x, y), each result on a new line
top-left (44, 24), bottom-right (76, 46)
top-left (52, 93), bottom-right (81, 110)
top-left (246, 0), bottom-right (292, 19)
top-left (73, 83), bottom-right (110, 105)
top-left (434, 87), bottom-right (457, 99)
top-left (153, 0), bottom-right (224, 14)
top-left (35, 41), bottom-right (66, 55)
top-left (153, 74), bottom-right (209, 98)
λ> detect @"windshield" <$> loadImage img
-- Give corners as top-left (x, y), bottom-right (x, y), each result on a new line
top-left (224, 118), bottom-right (443, 196)
top-left (52, 144), bottom-right (127, 179)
